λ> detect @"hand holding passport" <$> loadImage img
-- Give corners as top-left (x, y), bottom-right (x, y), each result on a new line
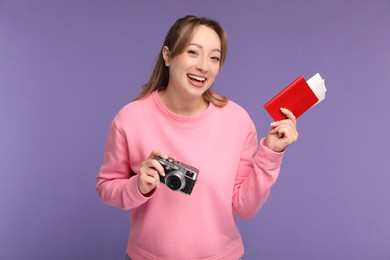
top-left (263, 73), bottom-right (327, 121)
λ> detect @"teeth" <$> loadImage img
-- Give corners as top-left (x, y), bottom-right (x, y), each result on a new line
top-left (188, 75), bottom-right (206, 82)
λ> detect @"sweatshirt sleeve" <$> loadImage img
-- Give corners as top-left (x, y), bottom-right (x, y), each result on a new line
top-left (232, 128), bottom-right (284, 220)
top-left (96, 117), bottom-right (150, 210)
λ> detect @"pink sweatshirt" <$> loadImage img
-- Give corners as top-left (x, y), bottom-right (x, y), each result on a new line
top-left (96, 91), bottom-right (284, 260)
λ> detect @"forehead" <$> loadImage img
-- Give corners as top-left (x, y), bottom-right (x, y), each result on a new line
top-left (189, 25), bottom-right (221, 51)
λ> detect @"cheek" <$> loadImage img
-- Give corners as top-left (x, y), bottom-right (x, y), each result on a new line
top-left (169, 66), bottom-right (187, 84)
top-left (211, 66), bottom-right (220, 78)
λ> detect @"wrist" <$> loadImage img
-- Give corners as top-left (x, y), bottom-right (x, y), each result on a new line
top-left (264, 138), bottom-right (285, 153)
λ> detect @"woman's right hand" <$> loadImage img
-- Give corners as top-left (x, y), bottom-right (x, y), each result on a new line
top-left (138, 150), bottom-right (168, 196)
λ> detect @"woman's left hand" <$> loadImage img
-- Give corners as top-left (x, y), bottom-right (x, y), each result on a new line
top-left (265, 108), bottom-right (299, 152)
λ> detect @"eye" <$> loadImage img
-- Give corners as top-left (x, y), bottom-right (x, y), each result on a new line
top-left (187, 49), bottom-right (198, 56)
top-left (210, 56), bottom-right (221, 63)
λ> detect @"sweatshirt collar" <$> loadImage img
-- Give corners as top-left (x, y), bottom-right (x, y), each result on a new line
top-left (152, 90), bottom-right (215, 123)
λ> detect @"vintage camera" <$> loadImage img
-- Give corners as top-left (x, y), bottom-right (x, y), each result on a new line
top-left (155, 156), bottom-right (199, 195)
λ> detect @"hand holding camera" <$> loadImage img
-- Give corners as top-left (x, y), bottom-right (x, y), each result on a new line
top-left (138, 150), bottom-right (199, 196)
top-left (155, 156), bottom-right (199, 195)
top-left (138, 150), bottom-right (168, 196)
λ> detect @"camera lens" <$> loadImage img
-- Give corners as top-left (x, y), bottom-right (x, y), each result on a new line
top-left (165, 172), bottom-right (185, 191)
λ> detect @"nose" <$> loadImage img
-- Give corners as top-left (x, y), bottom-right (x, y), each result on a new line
top-left (196, 56), bottom-right (209, 73)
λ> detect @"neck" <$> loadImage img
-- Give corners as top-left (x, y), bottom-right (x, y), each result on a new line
top-left (158, 89), bottom-right (209, 116)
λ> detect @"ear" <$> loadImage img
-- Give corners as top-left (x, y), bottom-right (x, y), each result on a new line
top-left (162, 46), bottom-right (170, 67)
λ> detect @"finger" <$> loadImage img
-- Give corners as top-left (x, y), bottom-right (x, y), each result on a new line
top-left (271, 124), bottom-right (296, 138)
top-left (270, 117), bottom-right (296, 128)
top-left (140, 165), bottom-right (161, 181)
top-left (273, 119), bottom-right (298, 137)
top-left (270, 123), bottom-right (291, 134)
top-left (142, 167), bottom-right (159, 177)
top-left (270, 116), bottom-right (297, 133)
top-left (152, 159), bottom-right (166, 176)
top-left (277, 127), bottom-right (287, 138)
top-left (139, 175), bottom-right (160, 195)
top-left (148, 149), bottom-right (169, 160)
top-left (280, 108), bottom-right (297, 123)
top-left (270, 124), bottom-right (295, 136)
top-left (141, 160), bottom-right (165, 177)
top-left (142, 174), bottom-right (160, 185)
top-left (275, 127), bottom-right (298, 143)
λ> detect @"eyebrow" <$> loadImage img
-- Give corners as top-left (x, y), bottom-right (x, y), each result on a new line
top-left (188, 43), bottom-right (221, 53)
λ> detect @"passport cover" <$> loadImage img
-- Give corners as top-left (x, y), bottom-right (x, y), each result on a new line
top-left (263, 76), bottom-right (319, 121)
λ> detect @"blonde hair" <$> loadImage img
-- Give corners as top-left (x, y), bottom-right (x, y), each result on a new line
top-left (135, 15), bottom-right (228, 107)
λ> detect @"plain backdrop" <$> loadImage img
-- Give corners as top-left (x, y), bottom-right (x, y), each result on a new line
top-left (1, 0), bottom-right (389, 259)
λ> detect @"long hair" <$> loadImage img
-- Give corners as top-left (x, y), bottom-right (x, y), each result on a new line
top-left (135, 15), bottom-right (228, 107)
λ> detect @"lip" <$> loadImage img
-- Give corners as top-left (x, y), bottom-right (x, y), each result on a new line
top-left (187, 73), bottom-right (207, 82)
top-left (187, 74), bottom-right (207, 88)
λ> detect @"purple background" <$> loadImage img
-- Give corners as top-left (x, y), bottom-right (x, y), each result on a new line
top-left (1, 0), bottom-right (389, 259)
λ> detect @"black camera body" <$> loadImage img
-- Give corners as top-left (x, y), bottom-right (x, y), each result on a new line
top-left (155, 156), bottom-right (199, 195)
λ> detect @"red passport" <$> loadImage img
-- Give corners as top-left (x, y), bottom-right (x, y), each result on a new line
top-left (263, 76), bottom-right (319, 121)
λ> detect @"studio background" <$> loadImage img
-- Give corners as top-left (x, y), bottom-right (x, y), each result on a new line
top-left (1, 0), bottom-right (389, 259)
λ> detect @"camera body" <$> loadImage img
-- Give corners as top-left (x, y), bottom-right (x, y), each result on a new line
top-left (155, 156), bottom-right (199, 195)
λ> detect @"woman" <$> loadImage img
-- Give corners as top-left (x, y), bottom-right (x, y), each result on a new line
top-left (96, 15), bottom-right (298, 260)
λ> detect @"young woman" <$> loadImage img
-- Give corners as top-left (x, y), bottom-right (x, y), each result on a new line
top-left (97, 15), bottom-right (298, 260)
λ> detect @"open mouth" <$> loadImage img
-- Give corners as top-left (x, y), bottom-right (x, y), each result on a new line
top-left (187, 74), bottom-right (207, 83)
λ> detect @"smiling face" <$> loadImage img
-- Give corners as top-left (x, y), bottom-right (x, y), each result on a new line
top-left (162, 25), bottom-right (222, 102)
